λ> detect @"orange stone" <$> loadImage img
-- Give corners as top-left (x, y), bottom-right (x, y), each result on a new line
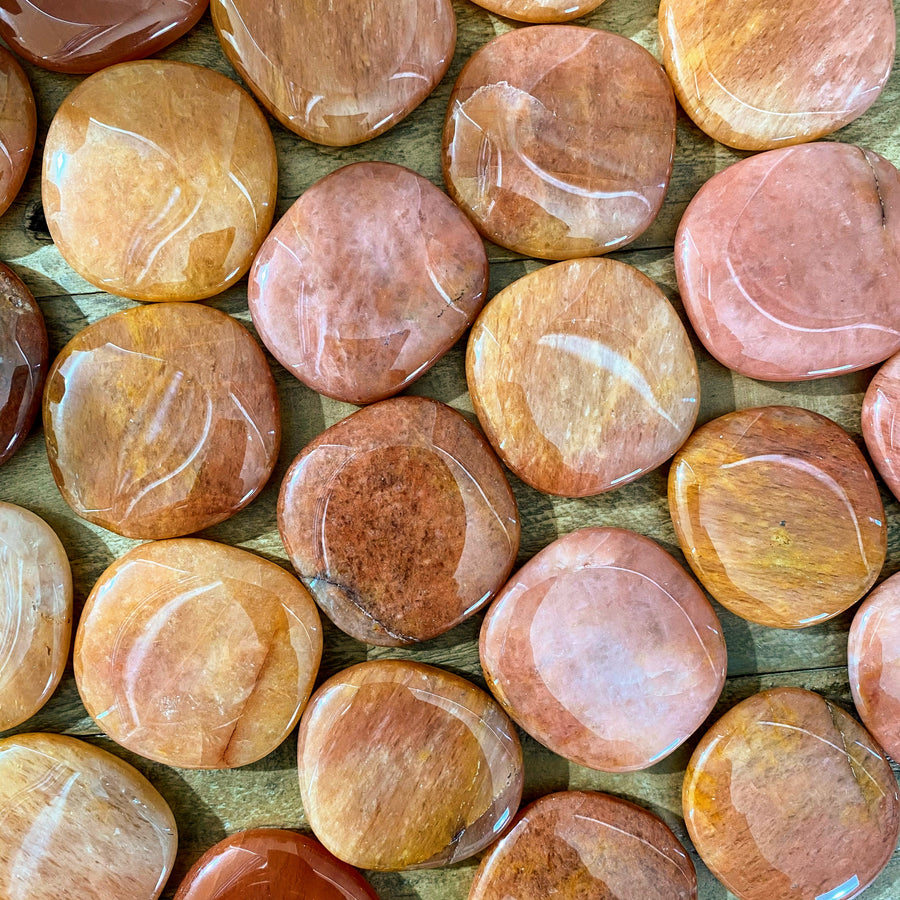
top-left (42, 60), bottom-right (277, 302)
top-left (0, 47), bottom-right (36, 218)
top-left (669, 406), bottom-right (886, 629)
top-left (466, 0), bottom-right (605, 22)
top-left (862, 350), bottom-right (900, 503)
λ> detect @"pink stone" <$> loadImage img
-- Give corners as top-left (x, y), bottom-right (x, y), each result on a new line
top-left (480, 527), bottom-right (726, 772)
top-left (0, 47), bottom-right (35, 218)
top-left (676, 143), bottom-right (900, 381)
top-left (249, 162), bottom-right (488, 405)
top-left (862, 350), bottom-right (900, 503)
top-left (466, 0), bottom-right (606, 22)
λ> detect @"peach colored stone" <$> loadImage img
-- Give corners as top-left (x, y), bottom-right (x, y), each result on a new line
top-left (0, 47), bottom-right (35, 218)
top-left (42, 60), bottom-right (277, 302)
top-left (75, 539), bottom-right (322, 769)
top-left (862, 350), bottom-right (900, 503)
top-left (467, 0), bottom-right (605, 22)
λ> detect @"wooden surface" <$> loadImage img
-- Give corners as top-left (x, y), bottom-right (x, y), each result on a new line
top-left (1, 3), bottom-right (899, 898)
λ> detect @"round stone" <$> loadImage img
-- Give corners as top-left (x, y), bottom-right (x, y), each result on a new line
top-left (250, 161), bottom-right (488, 405)
top-left (0, 47), bottom-right (35, 218)
top-left (173, 829), bottom-right (379, 900)
top-left (443, 26), bottom-right (676, 260)
top-left (469, 791), bottom-right (697, 900)
top-left (0, 732), bottom-right (177, 900)
top-left (42, 60), bottom-right (277, 302)
top-left (862, 351), bottom-right (900, 503)
top-left (676, 143), bottom-right (900, 381)
top-left (297, 659), bottom-right (524, 870)
top-left (0, 263), bottom-right (47, 465)
top-left (466, 0), bottom-right (606, 22)
top-left (481, 527), bottom-right (726, 772)
top-left (211, 0), bottom-right (455, 146)
top-left (683, 688), bottom-right (900, 900)
top-left (278, 396), bottom-right (519, 646)
top-left (75, 539), bottom-right (322, 769)
top-left (668, 406), bottom-right (886, 629)
top-left (0, 503), bottom-right (72, 732)
top-left (43, 303), bottom-right (280, 540)
top-left (0, 0), bottom-right (209, 74)
top-left (659, 0), bottom-right (896, 150)
top-left (467, 257), bottom-right (698, 497)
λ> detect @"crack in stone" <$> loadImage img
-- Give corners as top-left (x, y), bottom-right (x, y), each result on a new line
top-left (861, 148), bottom-right (888, 229)
top-left (309, 574), bottom-right (415, 643)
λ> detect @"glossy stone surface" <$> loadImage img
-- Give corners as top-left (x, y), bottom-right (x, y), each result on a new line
top-left (75, 539), bottom-right (321, 769)
top-left (297, 660), bottom-right (523, 870)
top-left (683, 688), bottom-right (900, 900)
top-left (469, 791), bottom-right (697, 900)
top-left (481, 527), bottom-right (726, 771)
top-left (0, 732), bottom-right (177, 899)
top-left (443, 26), bottom-right (675, 260)
top-left (659, 0), bottom-right (896, 150)
top-left (467, 0), bottom-right (605, 22)
top-left (670, 407), bottom-right (885, 629)
top-left (250, 162), bottom-right (488, 405)
top-left (0, 47), bottom-right (35, 218)
top-left (0, 503), bottom-right (72, 732)
top-left (212, 0), bottom-right (455, 146)
top-left (467, 258), bottom-right (698, 497)
top-left (0, 0), bottom-right (209, 74)
top-left (862, 351), bottom-right (900, 503)
top-left (174, 829), bottom-right (379, 900)
top-left (0, 263), bottom-right (47, 465)
top-left (42, 60), bottom-right (277, 302)
top-left (677, 144), bottom-right (900, 381)
top-left (43, 303), bottom-right (280, 540)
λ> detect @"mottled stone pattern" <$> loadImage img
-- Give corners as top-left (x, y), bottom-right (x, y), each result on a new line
top-left (443, 26), bottom-right (675, 259)
top-left (278, 396), bottom-right (519, 645)
top-left (211, 0), bottom-right (455, 146)
top-left (466, 0), bottom-right (605, 22)
top-left (669, 406), bottom-right (885, 628)
top-left (863, 351), bottom-right (900, 503)
top-left (0, 47), bottom-right (35, 218)
top-left (684, 688), bottom-right (900, 900)
top-left (297, 660), bottom-right (523, 870)
top-left (659, 0), bottom-right (896, 150)
top-left (42, 60), bottom-right (277, 302)
top-left (43, 303), bottom-right (280, 539)
top-left (467, 258), bottom-right (698, 497)
top-left (676, 143), bottom-right (900, 381)
top-left (0, 733), bottom-right (178, 900)
top-left (250, 162), bottom-right (488, 404)
top-left (469, 791), bottom-right (697, 900)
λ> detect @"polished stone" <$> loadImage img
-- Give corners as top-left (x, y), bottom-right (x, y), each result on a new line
top-left (75, 539), bottom-right (321, 769)
top-left (0, 263), bottom-right (47, 465)
top-left (669, 406), bottom-right (885, 629)
top-left (0, 0), bottom-right (209, 74)
top-left (43, 303), bottom-right (280, 539)
top-left (42, 60), bottom-right (277, 302)
top-left (467, 0), bottom-right (606, 22)
top-left (0, 47), bottom-right (35, 218)
top-left (467, 258), bottom-right (698, 497)
top-left (481, 527), bottom-right (726, 771)
top-left (0, 503), bottom-right (72, 732)
top-left (297, 660), bottom-right (523, 870)
top-left (862, 351), bottom-right (900, 503)
top-left (174, 829), bottom-right (379, 900)
top-left (279, 396), bottom-right (519, 645)
top-left (212, 0), bottom-right (455, 146)
top-left (659, 0), bottom-right (896, 150)
top-left (683, 688), bottom-right (900, 900)
top-left (676, 143), bottom-right (900, 381)
top-left (469, 791), bottom-right (697, 900)
top-left (443, 26), bottom-right (675, 259)
top-left (0, 732), bottom-right (177, 899)
top-left (250, 162), bottom-right (488, 404)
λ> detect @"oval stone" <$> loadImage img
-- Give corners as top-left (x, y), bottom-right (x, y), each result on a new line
top-left (249, 162), bottom-right (488, 405)
top-left (465, 0), bottom-right (605, 22)
top-left (0, 47), bottom-right (35, 218)
top-left (683, 688), bottom-right (900, 900)
top-left (0, 732), bottom-right (177, 899)
top-left (174, 829), bottom-right (379, 900)
top-left (42, 60), bottom-right (277, 302)
top-left (297, 660), bottom-right (523, 870)
top-left (659, 0), bottom-right (896, 150)
top-left (278, 396), bottom-right (519, 646)
top-left (0, 503), bottom-right (72, 732)
top-left (481, 527), bottom-right (726, 771)
top-left (676, 143), bottom-right (900, 381)
top-left (467, 258), bottom-right (698, 497)
top-left (0, 0), bottom-right (209, 74)
top-left (668, 406), bottom-right (886, 629)
top-left (0, 263), bottom-right (47, 465)
top-left (443, 26), bottom-right (675, 260)
top-left (211, 0), bottom-right (455, 147)
top-left (469, 791), bottom-right (697, 900)
top-left (43, 303), bottom-right (280, 540)
top-left (862, 350), bottom-right (900, 503)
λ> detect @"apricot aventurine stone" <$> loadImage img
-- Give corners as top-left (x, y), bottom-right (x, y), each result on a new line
top-left (0, 47), bottom-right (35, 219)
